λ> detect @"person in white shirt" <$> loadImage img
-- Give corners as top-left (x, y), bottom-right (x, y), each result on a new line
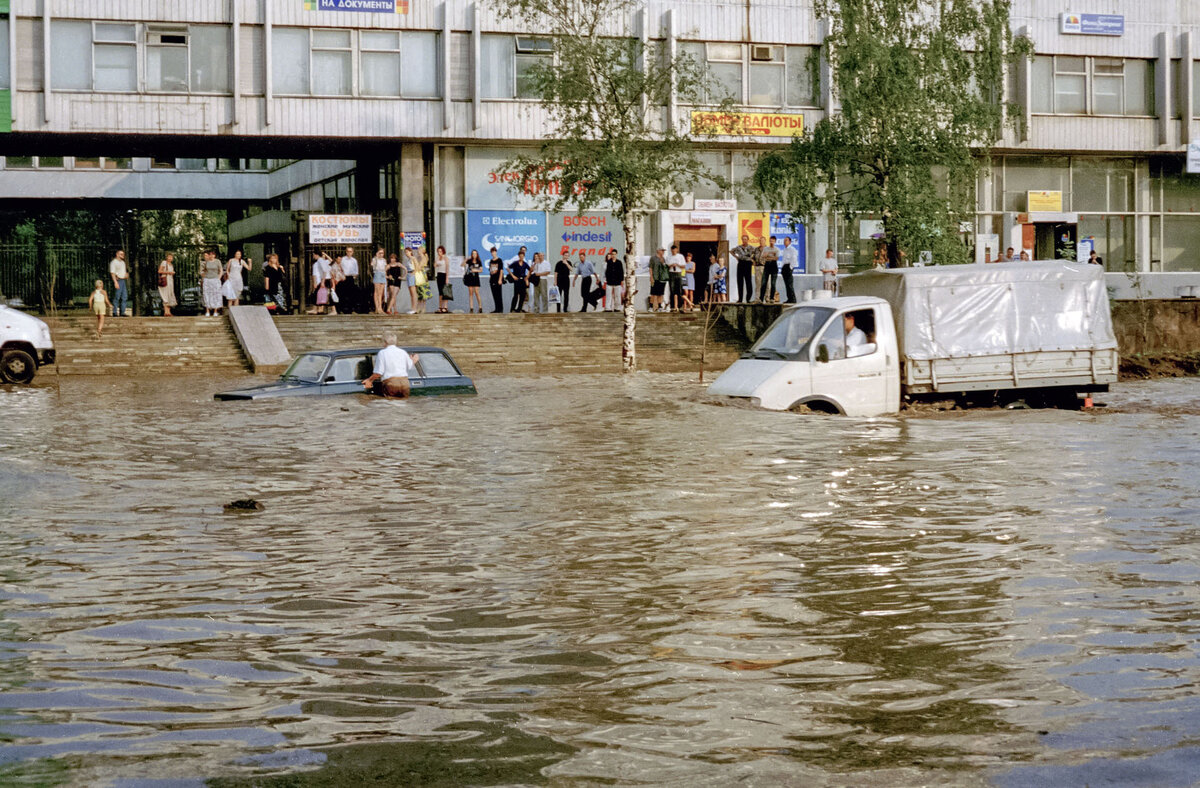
top-left (667, 244), bottom-right (687, 312)
top-left (340, 247), bottom-right (360, 313)
top-left (843, 313), bottom-right (869, 358)
top-left (361, 332), bottom-right (419, 398)
top-left (530, 252), bottom-right (553, 312)
top-left (780, 237), bottom-right (799, 303)
top-left (819, 249), bottom-right (839, 295)
top-left (310, 253), bottom-right (331, 314)
top-left (108, 250), bottom-right (129, 316)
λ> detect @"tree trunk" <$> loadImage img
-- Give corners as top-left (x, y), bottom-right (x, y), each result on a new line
top-left (620, 210), bottom-right (639, 373)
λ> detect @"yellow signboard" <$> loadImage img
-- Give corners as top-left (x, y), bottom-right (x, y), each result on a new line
top-left (1027, 191), bottom-right (1063, 212)
top-left (738, 212), bottom-right (769, 243)
top-left (692, 111), bottom-right (805, 138)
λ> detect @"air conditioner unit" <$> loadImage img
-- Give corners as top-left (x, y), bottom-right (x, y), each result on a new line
top-left (668, 192), bottom-right (694, 210)
top-left (750, 45), bottom-right (778, 62)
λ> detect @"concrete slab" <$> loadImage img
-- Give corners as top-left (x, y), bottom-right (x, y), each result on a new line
top-left (227, 306), bottom-right (292, 374)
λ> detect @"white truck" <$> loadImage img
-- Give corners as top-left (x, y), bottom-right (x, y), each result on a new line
top-left (0, 303), bottom-right (56, 384)
top-left (707, 262), bottom-right (1118, 416)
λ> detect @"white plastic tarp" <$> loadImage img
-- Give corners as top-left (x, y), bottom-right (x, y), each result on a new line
top-left (839, 262), bottom-right (1117, 360)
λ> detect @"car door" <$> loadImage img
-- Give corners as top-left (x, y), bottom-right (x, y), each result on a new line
top-left (322, 354), bottom-right (373, 395)
top-left (809, 308), bottom-right (889, 416)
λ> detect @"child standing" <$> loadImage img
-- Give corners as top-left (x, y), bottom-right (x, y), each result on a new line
top-left (711, 259), bottom-right (728, 303)
top-left (88, 279), bottom-right (112, 337)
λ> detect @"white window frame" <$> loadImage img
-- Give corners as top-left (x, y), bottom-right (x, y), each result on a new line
top-left (145, 25), bottom-right (189, 94)
top-left (514, 35), bottom-right (553, 100)
top-left (1033, 55), bottom-right (1154, 117)
top-left (682, 41), bottom-right (818, 109)
top-left (310, 28), bottom-right (354, 97)
top-left (92, 21), bottom-right (138, 93)
top-left (271, 27), bottom-right (440, 99)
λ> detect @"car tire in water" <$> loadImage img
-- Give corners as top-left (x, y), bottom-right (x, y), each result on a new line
top-left (0, 348), bottom-right (36, 384)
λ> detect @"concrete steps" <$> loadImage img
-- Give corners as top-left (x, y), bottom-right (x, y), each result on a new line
top-left (45, 315), bottom-right (250, 375)
top-left (274, 312), bottom-right (741, 375)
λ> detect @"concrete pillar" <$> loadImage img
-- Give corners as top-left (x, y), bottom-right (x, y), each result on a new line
top-left (400, 143), bottom-right (424, 233)
top-left (1156, 32), bottom-right (1170, 146)
top-left (1184, 32), bottom-right (1196, 145)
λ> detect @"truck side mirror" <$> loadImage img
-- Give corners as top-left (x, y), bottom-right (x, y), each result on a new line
top-left (816, 344), bottom-right (829, 364)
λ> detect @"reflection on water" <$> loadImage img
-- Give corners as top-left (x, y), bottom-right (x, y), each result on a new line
top-left (1, 374), bottom-right (1200, 786)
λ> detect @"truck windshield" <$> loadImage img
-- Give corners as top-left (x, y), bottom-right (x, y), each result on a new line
top-left (747, 307), bottom-right (835, 360)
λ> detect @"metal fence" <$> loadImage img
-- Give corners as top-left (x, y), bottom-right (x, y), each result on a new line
top-left (0, 243), bottom-right (214, 314)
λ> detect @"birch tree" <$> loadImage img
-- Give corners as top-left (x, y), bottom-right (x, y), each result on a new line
top-left (490, 0), bottom-right (728, 372)
top-left (753, 0), bottom-right (1028, 265)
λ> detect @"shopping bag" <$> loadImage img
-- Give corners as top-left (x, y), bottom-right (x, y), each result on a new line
top-left (548, 285), bottom-right (560, 304)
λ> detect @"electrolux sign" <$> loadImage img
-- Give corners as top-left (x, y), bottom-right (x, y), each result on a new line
top-left (467, 210), bottom-right (547, 260)
top-left (303, 0), bottom-right (409, 13)
top-left (1060, 13), bottom-right (1124, 36)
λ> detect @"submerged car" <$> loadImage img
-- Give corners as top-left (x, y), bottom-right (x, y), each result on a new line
top-left (214, 347), bottom-right (475, 400)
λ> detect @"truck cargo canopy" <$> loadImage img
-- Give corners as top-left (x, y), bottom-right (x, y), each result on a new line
top-left (839, 263), bottom-right (1117, 360)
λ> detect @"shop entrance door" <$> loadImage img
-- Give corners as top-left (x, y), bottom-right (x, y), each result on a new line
top-left (673, 224), bottom-right (723, 301)
top-left (1034, 222), bottom-right (1076, 261)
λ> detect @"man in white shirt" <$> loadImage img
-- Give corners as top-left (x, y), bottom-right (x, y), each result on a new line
top-left (530, 252), bottom-right (553, 313)
top-left (667, 244), bottom-right (686, 312)
top-left (843, 312), bottom-right (869, 358)
top-left (780, 237), bottom-right (799, 303)
top-left (361, 332), bottom-right (419, 398)
top-left (819, 249), bottom-right (839, 295)
top-left (340, 246), bottom-right (360, 313)
top-left (108, 250), bottom-right (129, 317)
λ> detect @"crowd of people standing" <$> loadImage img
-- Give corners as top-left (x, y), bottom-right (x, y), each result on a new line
top-left (105, 234), bottom-right (820, 321)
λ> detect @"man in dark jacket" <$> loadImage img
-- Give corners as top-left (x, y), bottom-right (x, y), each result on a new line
top-left (603, 250), bottom-right (625, 312)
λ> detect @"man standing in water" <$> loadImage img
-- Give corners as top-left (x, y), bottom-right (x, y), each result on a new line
top-left (362, 332), bottom-right (419, 398)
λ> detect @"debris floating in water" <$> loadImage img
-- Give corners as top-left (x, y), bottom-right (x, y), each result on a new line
top-left (224, 499), bottom-right (264, 513)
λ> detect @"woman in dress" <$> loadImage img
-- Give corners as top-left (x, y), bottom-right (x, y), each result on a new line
top-left (201, 250), bottom-right (224, 316)
top-left (433, 245), bottom-right (450, 313)
top-left (463, 249), bottom-right (484, 313)
top-left (157, 253), bottom-right (177, 316)
top-left (264, 254), bottom-right (288, 313)
top-left (222, 250), bottom-right (249, 307)
top-left (683, 252), bottom-right (696, 311)
top-left (328, 254), bottom-right (344, 315)
top-left (386, 253), bottom-right (406, 314)
top-left (370, 248), bottom-right (388, 314)
top-left (402, 248), bottom-right (419, 313)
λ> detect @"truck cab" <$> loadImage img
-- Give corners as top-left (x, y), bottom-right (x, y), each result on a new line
top-left (707, 297), bottom-right (901, 416)
top-left (0, 304), bottom-right (56, 384)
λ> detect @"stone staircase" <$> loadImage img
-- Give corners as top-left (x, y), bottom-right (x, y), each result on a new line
top-left (44, 315), bottom-right (250, 375)
top-left (38, 311), bottom-right (744, 377)
top-left (274, 312), bottom-right (742, 376)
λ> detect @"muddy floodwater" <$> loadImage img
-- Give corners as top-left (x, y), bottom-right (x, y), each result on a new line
top-left (2, 373), bottom-right (1200, 787)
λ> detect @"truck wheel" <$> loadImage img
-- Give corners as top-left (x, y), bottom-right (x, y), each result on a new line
top-left (0, 348), bottom-right (36, 384)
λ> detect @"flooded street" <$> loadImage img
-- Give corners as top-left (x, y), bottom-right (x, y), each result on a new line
top-left (2, 372), bottom-right (1200, 786)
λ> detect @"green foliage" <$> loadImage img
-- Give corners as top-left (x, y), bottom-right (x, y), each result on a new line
top-left (754, 0), bottom-right (1028, 265)
top-left (489, 0), bottom-right (728, 228)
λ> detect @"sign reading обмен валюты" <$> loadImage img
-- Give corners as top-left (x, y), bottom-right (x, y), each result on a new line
top-left (691, 111), bottom-right (804, 138)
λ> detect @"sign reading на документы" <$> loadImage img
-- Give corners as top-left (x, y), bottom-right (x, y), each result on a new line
top-left (304, 0), bottom-right (409, 13)
top-left (1060, 13), bottom-right (1124, 36)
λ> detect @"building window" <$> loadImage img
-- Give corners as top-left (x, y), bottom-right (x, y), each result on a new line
top-left (1031, 55), bottom-right (1153, 116)
top-left (321, 174), bottom-right (356, 214)
top-left (1194, 61), bottom-right (1200, 116)
top-left (0, 19), bottom-right (9, 90)
top-left (479, 34), bottom-right (551, 99)
top-left (312, 29), bottom-right (353, 96)
top-left (361, 31), bottom-right (401, 97)
top-left (272, 28), bottom-right (439, 98)
top-left (50, 20), bottom-right (230, 94)
top-left (680, 42), bottom-right (816, 108)
top-left (146, 25), bottom-right (230, 94)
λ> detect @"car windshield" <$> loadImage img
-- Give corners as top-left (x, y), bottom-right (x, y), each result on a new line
top-left (281, 354), bottom-right (329, 382)
top-left (748, 306), bottom-right (835, 360)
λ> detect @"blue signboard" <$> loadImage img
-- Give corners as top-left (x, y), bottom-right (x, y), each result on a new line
top-left (770, 212), bottom-right (807, 273)
top-left (1060, 13), bottom-right (1124, 36)
top-left (304, 0), bottom-right (407, 13)
top-left (467, 210), bottom-right (547, 262)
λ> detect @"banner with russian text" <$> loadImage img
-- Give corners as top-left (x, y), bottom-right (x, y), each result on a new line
top-left (304, 0), bottom-right (408, 13)
top-left (691, 111), bottom-right (804, 138)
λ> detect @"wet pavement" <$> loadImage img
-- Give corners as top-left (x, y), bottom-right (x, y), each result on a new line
top-left (1, 373), bottom-right (1199, 786)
